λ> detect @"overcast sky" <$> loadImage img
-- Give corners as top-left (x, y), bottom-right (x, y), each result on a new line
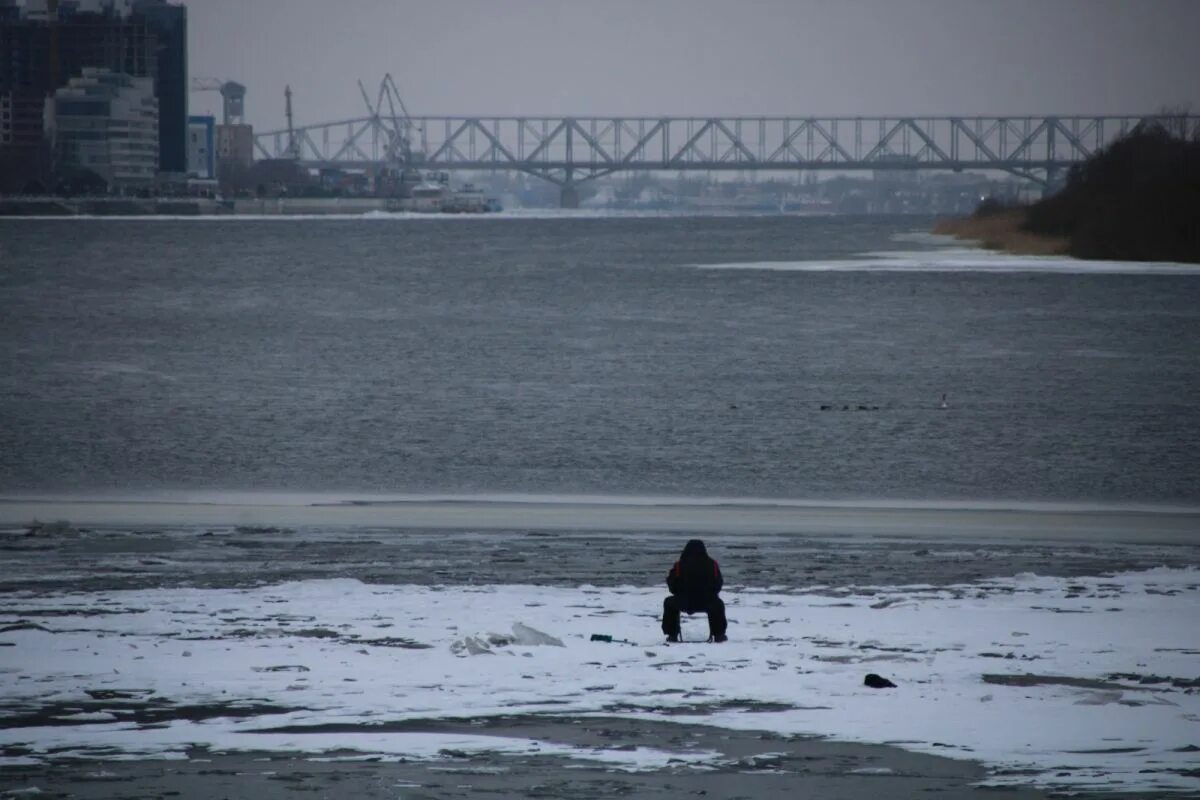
top-left (187, 0), bottom-right (1200, 133)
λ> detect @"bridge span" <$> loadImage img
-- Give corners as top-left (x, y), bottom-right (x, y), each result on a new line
top-left (253, 113), bottom-right (1196, 206)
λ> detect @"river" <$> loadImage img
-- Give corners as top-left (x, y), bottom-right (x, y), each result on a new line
top-left (1, 212), bottom-right (1198, 504)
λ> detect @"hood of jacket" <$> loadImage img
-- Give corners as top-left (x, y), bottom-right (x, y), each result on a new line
top-left (680, 539), bottom-right (708, 563)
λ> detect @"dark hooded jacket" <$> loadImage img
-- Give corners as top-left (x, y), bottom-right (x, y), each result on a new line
top-left (666, 539), bottom-right (723, 604)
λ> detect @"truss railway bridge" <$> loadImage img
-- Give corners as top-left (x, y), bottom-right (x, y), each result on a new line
top-left (253, 111), bottom-right (1197, 208)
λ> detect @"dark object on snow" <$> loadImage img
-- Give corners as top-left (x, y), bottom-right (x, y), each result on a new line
top-left (590, 633), bottom-right (635, 645)
top-left (864, 673), bottom-right (897, 689)
top-left (662, 539), bottom-right (727, 641)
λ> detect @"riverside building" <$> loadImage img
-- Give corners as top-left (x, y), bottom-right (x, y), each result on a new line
top-left (48, 67), bottom-right (158, 189)
top-left (0, 0), bottom-right (186, 191)
top-left (186, 113), bottom-right (213, 179)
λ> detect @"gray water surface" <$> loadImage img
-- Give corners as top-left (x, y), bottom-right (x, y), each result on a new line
top-left (1, 215), bottom-right (1198, 502)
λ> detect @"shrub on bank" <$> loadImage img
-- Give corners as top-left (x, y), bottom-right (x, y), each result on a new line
top-left (1024, 121), bottom-right (1200, 262)
top-left (932, 207), bottom-right (1067, 256)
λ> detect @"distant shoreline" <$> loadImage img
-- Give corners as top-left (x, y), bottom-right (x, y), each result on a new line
top-left (0, 196), bottom-right (415, 217)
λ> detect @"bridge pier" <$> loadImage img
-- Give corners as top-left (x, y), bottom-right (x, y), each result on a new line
top-left (1044, 166), bottom-right (1067, 195)
top-left (559, 183), bottom-right (579, 209)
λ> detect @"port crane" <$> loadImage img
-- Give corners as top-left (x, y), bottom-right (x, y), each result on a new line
top-left (357, 73), bottom-right (422, 167)
top-left (284, 85), bottom-right (298, 160)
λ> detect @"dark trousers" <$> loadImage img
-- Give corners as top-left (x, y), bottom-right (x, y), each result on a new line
top-left (662, 595), bottom-right (726, 638)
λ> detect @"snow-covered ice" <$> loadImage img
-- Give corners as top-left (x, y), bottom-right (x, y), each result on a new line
top-left (689, 242), bottom-right (1200, 275)
top-left (1, 568), bottom-right (1198, 793)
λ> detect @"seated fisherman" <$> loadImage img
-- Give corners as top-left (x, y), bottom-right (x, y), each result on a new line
top-left (662, 539), bottom-right (728, 643)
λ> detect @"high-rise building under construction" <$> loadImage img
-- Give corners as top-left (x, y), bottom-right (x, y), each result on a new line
top-left (0, 0), bottom-right (187, 189)
top-left (132, 0), bottom-right (186, 173)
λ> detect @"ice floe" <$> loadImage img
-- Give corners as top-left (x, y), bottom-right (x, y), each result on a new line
top-left (1, 568), bottom-right (1197, 792)
top-left (689, 247), bottom-right (1200, 275)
